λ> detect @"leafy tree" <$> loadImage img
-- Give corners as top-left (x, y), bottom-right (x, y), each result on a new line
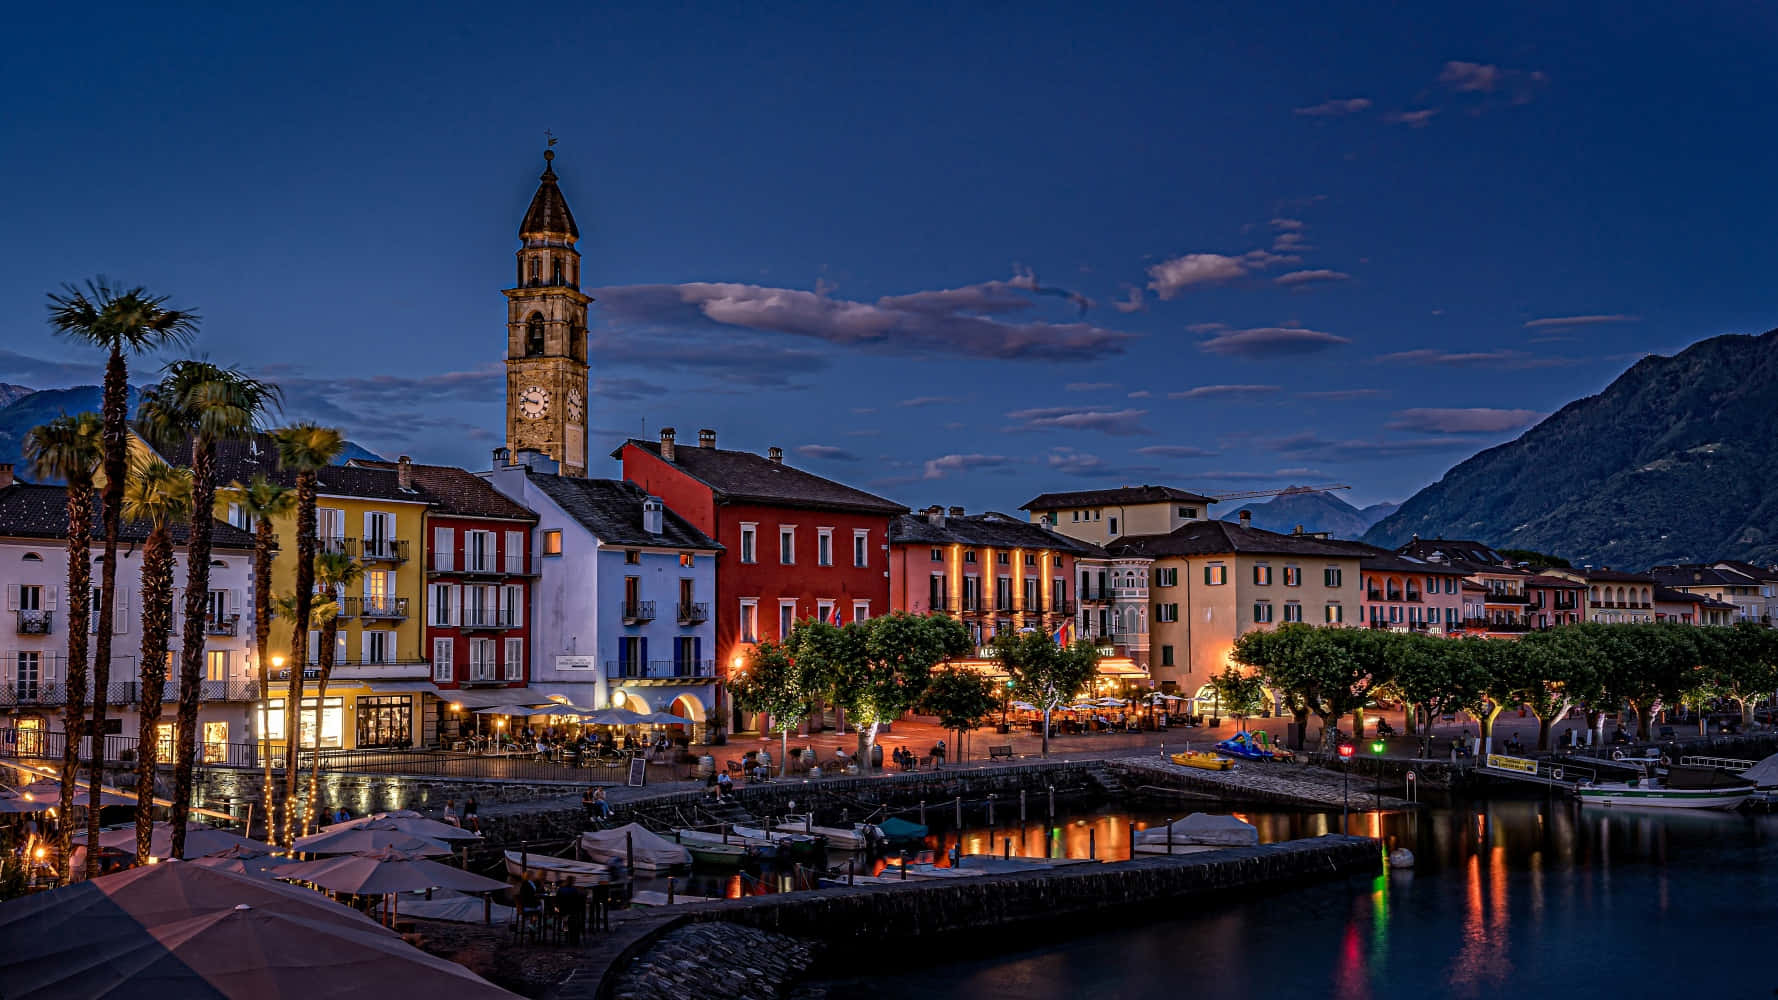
top-left (231, 475), bottom-right (293, 829)
top-left (728, 639), bottom-right (824, 777)
top-left (1238, 625), bottom-right (1377, 752)
top-left (121, 457), bottom-right (192, 865)
top-left (818, 613), bottom-right (970, 772)
top-left (137, 362), bottom-right (280, 858)
top-left (1385, 632), bottom-right (1486, 743)
top-left (305, 551), bottom-right (360, 833)
top-left (269, 422), bottom-right (345, 844)
top-left (1323, 628), bottom-right (1398, 738)
top-left (1207, 666), bottom-right (1267, 731)
top-left (991, 631), bottom-right (1100, 757)
top-left (918, 665), bottom-right (1000, 765)
top-left (48, 278), bottom-right (197, 875)
top-left (1516, 628), bottom-right (1604, 750)
top-left (1463, 637), bottom-right (1540, 753)
top-left (22, 413), bottom-right (102, 882)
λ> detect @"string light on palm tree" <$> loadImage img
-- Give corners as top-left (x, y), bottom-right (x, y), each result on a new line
top-left (234, 475), bottom-right (294, 836)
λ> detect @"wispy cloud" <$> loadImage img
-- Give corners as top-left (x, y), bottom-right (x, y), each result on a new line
top-left (1439, 60), bottom-right (1548, 104)
top-left (1064, 382), bottom-right (1118, 392)
top-left (1297, 388), bottom-right (1387, 401)
top-left (1168, 384), bottom-right (1282, 400)
top-left (1294, 97), bottom-right (1373, 117)
top-left (1044, 447), bottom-right (1160, 479)
top-left (922, 453), bottom-right (1014, 480)
top-left (1004, 406), bottom-right (1151, 436)
top-left (593, 376), bottom-right (668, 401)
top-left (1373, 349), bottom-right (1573, 370)
top-left (898, 395), bottom-right (954, 408)
top-left (0, 348), bottom-right (105, 386)
top-left (1385, 407), bottom-right (1543, 434)
top-left (1199, 327), bottom-right (1351, 358)
top-left (1112, 287), bottom-right (1145, 314)
top-left (1274, 269), bottom-right (1351, 287)
top-left (1523, 314), bottom-right (1640, 329)
top-left (1194, 467), bottom-right (1329, 482)
top-left (1382, 109), bottom-right (1439, 128)
top-left (1135, 444), bottom-right (1218, 459)
top-left (592, 272), bottom-right (1133, 363)
top-left (793, 444), bottom-right (859, 461)
top-left (1263, 431), bottom-right (1475, 461)
top-left (1146, 250), bottom-right (1294, 298)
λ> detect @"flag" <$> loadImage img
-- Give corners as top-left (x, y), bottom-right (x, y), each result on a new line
top-left (831, 607), bottom-right (843, 626)
top-left (1051, 621), bottom-right (1070, 646)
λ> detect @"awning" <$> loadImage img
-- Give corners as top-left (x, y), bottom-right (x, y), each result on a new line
top-left (520, 683), bottom-right (604, 704)
top-left (366, 680), bottom-right (440, 695)
top-left (1096, 659), bottom-right (1149, 679)
top-left (436, 689), bottom-right (548, 709)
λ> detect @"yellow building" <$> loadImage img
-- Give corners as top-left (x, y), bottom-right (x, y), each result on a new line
top-left (210, 438), bottom-right (432, 750)
top-left (1021, 485), bottom-right (1217, 545)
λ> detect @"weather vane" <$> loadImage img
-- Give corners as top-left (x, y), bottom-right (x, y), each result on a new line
top-left (545, 129), bottom-right (557, 148)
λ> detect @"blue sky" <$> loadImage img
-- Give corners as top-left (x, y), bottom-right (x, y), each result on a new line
top-left (4, 2), bottom-right (1776, 511)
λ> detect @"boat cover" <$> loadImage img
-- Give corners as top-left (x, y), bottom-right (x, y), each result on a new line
top-left (579, 824), bottom-right (691, 868)
top-left (878, 817), bottom-right (929, 841)
top-left (1662, 764), bottom-right (1755, 791)
top-left (1135, 813), bottom-right (1260, 847)
top-left (1738, 753), bottom-right (1778, 789)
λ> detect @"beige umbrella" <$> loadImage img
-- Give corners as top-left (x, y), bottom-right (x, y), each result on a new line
top-left (0, 863), bottom-right (516, 998)
top-left (292, 822), bottom-right (452, 857)
top-left (70, 822), bottom-right (271, 872)
top-left (188, 846), bottom-right (304, 880)
top-left (0, 779), bottom-right (131, 813)
top-left (277, 847), bottom-right (509, 895)
top-left (321, 813), bottom-right (482, 843)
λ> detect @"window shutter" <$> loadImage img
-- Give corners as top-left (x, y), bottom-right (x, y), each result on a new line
top-left (45, 587), bottom-right (58, 611)
top-left (433, 527), bottom-right (453, 572)
top-left (41, 653), bottom-right (58, 684)
top-left (114, 588), bottom-right (128, 634)
top-left (0, 653), bottom-right (12, 688)
top-left (640, 636), bottom-right (648, 669)
top-left (505, 531), bottom-right (524, 574)
top-left (4, 586), bottom-right (16, 611)
top-left (229, 590), bottom-right (242, 616)
top-left (450, 585), bottom-right (461, 627)
top-left (360, 632), bottom-right (373, 663)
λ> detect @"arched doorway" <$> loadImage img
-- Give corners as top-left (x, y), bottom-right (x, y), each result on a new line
top-left (671, 693), bottom-right (707, 743)
top-left (611, 689), bottom-right (651, 713)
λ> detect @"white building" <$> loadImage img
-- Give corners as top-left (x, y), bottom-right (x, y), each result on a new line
top-left (0, 470), bottom-right (260, 761)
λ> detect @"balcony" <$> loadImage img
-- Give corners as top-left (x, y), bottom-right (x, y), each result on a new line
top-left (16, 610), bottom-right (52, 635)
top-left (318, 536), bottom-right (355, 557)
top-left (605, 658), bottom-right (716, 680)
top-left (347, 596), bottom-right (409, 620)
top-left (1464, 617), bottom-right (1530, 633)
top-left (461, 607), bottom-right (518, 630)
top-left (622, 601), bottom-right (656, 624)
top-left (360, 537), bottom-right (410, 564)
top-left (1484, 592), bottom-right (1532, 605)
top-left (204, 614), bottom-right (241, 636)
top-left (677, 602), bottom-right (709, 625)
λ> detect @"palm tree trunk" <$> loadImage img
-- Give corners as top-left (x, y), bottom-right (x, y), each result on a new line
top-left (253, 520), bottom-right (276, 842)
top-left (57, 485), bottom-right (92, 883)
top-left (306, 616), bottom-right (338, 837)
top-left (88, 345), bottom-right (127, 879)
top-left (169, 437), bottom-right (215, 860)
top-left (133, 528), bottom-right (175, 865)
top-left (281, 473), bottom-right (317, 846)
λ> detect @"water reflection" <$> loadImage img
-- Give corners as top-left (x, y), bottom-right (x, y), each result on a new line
top-left (823, 800), bottom-right (1778, 1000)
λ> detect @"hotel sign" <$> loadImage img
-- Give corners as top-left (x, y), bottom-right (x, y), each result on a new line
top-left (1486, 753), bottom-right (1538, 774)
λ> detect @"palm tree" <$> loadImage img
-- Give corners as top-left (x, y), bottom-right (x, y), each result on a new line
top-left (121, 458), bottom-right (192, 865)
top-left (47, 278), bottom-right (198, 876)
top-left (231, 476), bottom-right (293, 841)
top-left (22, 413), bottom-right (103, 882)
top-left (269, 422), bottom-right (344, 845)
top-left (136, 363), bottom-right (281, 859)
top-left (304, 551), bottom-right (361, 835)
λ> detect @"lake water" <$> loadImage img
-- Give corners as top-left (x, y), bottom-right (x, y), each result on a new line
top-left (817, 799), bottom-right (1778, 999)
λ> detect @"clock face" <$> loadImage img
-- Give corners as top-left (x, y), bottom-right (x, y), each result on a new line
top-left (518, 385), bottom-right (551, 420)
top-left (567, 389), bottom-right (584, 422)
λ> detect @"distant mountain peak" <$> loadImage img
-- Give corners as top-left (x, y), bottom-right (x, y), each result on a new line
top-left (1218, 487), bottom-right (1395, 539)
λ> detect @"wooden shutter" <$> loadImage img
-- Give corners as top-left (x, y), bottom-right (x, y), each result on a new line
top-left (433, 527), bottom-right (453, 572)
top-left (4, 585), bottom-right (16, 611)
top-left (505, 531), bottom-right (524, 574)
top-left (114, 588), bottom-right (128, 634)
top-left (45, 587), bottom-right (58, 611)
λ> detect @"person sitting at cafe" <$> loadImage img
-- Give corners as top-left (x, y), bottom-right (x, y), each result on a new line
top-left (556, 876), bottom-right (587, 945)
top-left (515, 873), bottom-right (543, 934)
top-left (715, 769), bottom-right (734, 799)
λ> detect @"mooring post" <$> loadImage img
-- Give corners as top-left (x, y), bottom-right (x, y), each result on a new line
top-left (1128, 821), bottom-right (1136, 860)
top-left (955, 795), bottom-right (963, 827)
top-left (626, 831), bottom-right (635, 873)
top-left (920, 799), bottom-right (927, 826)
top-left (848, 857), bottom-right (855, 886)
top-left (1004, 836), bottom-right (1011, 860)
top-left (1089, 828), bottom-right (1097, 860)
top-left (667, 877), bottom-right (675, 904)
top-left (1167, 817), bottom-right (1174, 855)
top-left (1048, 785), bottom-right (1055, 819)
top-left (988, 793), bottom-right (996, 826)
top-left (1020, 789), bottom-right (1027, 821)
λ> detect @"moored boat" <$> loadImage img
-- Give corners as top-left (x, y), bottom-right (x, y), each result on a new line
top-left (775, 814), bottom-right (878, 851)
top-left (732, 825), bottom-right (827, 860)
top-left (504, 850), bottom-right (609, 884)
top-left (1213, 732), bottom-right (1274, 761)
top-left (1579, 764), bottom-right (1755, 810)
top-left (684, 841), bottom-right (750, 867)
top-left (1170, 750), bottom-right (1236, 771)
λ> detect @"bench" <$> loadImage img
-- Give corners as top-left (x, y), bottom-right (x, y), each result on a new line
top-left (988, 745), bottom-right (1015, 760)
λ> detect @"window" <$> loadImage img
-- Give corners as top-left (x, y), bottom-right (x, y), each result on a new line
top-left (1254, 565), bottom-right (1272, 586)
top-left (504, 638), bottom-right (524, 680)
top-left (995, 577), bottom-right (1013, 609)
top-left (362, 630), bottom-right (392, 664)
top-left (430, 583), bottom-right (455, 626)
top-left (852, 600), bottom-right (870, 623)
top-left (624, 549), bottom-right (641, 565)
top-left (262, 697), bottom-right (344, 748)
top-left (1072, 511), bottom-right (1080, 522)
top-left (679, 552), bottom-right (695, 568)
top-left (996, 552), bottom-right (1009, 565)
top-left (1024, 553), bottom-right (1036, 566)
top-left (1283, 603), bottom-right (1302, 623)
top-left (433, 638), bottom-right (454, 681)
top-left (930, 547), bottom-right (943, 562)
top-left (854, 530), bottom-right (870, 567)
top-left (1024, 578), bottom-right (1040, 611)
top-left (962, 576), bottom-right (981, 611)
top-left (1178, 506), bottom-right (1198, 519)
top-left (1446, 577), bottom-right (1458, 594)
top-left (817, 600), bottom-right (835, 625)
top-left (1325, 603), bottom-right (1344, 624)
top-left (739, 600), bottom-right (758, 642)
top-left (525, 313), bottom-right (545, 355)
top-left (964, 551), bottom-right (977, 563)
top-left (206, 649), bottom-right (229, 682)
top-left (1108, 517), bottom-right (1118, 536)
top-left (502, 584), bottom-right (524, 626)
top-left (505, 531), bottom-right (526, 574)
top-left (817, 528), bottom-right (833, 566)
top-left (1323, 568), bottom-right (1343, 588)
top-left (1284, 566), bottom-right (1301, 587)
top-left (1155, 603), bottom-right (1179, 622)
top-left (1154, 567), bottom-right (1177, 587)
top-left (778, 600), bottom-right (797, 638)
top-left (541, 530), bottom-right (562, 556)
top-left (364, 511), bottom-right (396, 558)
top-left (740, 524), bottom-right (757, 564)
top-left (1204, 564), bottom-right (1228, 586)
top-left (779, 527), bottom-right (795, 565)
top-left (1253, 602), bottom-right (1274, 623)
top-left (469, 638), bottom-right (497, 681)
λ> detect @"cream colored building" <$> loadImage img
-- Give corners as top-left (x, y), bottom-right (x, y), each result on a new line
top-left (1021, 485), bottom-right (1216, 546)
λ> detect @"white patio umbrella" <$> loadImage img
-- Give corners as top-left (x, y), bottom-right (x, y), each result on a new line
top-left (277, 847), bottom-right (508, 895)
top-left (577, 708), bottom-right (652, 726)
top-left (321, 812), bottom-right (481, 843)
top-left (292, 820), bottom-right (451, 857)
top-left (71, 822), bottom-right (271, 870)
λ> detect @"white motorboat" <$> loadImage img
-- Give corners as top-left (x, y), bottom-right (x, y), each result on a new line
top-left (1578, 764), bottom-right (1755, 810)
top-left (503, 850), bottom-right (609, 884)
top-left (774, 814), bottom-right (877, 850)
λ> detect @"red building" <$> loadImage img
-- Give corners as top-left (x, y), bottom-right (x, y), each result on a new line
top-left (614, 428), bottom-right (907, 733)
top-left (356, 461), bottom-right (538, 719)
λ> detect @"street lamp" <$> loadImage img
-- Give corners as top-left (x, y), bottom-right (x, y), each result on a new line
top-left (1337, 742), bottom-right (1355, 833)
top-left (1371, 739), bottom-right (1386, 813)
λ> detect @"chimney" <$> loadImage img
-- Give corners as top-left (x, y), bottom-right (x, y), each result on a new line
top-left (492, 446), bottom-right (511, 467)
top-left (768, 446), bottom-right (783, 464)
top-left (0, 463), bottom-right (11, 488)
top-left (1238, 510), bottom-right (1251, 527)
top-left (948, 506), bottom-right (965, 517)
top-left (1693, 570), bottom-right (1703, 583)
top-left (659, 428), bottom-right (677, 462)
top-left (642, 496), bottom-right (664, 536)
top-left (698, 429), bottom-right (716, 449)
top-left (397, 456), bottom-right (413, 491)
top-left (924, 504), bottom-right (945, 527)
top-left (1294, 524), bottom-right (1304, 535)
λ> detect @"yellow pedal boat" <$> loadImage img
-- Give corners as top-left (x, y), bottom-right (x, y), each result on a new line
top-left (1171, 750), bottom-right (1236, 771)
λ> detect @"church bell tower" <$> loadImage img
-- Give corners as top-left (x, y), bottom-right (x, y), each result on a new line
top-left (504, 148), bottom-right (592, 476)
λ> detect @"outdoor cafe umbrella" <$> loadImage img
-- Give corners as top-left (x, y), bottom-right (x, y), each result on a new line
top-left (472, 703), bottom-right (547, 716)
top-left (321, 811), bottom-right (482, 843)
top-left (0, 778), bottom-right (130, 813)
top-left (0, 861), bottom-right (516, 998)
top-left (277, 847), bottom-right (509, 896)
top-left (640, 711), bottom-right (692, 726)
top-left (291, 819), bottom-right (452, 857)
top-left (71, 822), bottom-right (271, 869)
top-left (188, 846), bottom-right (303, 880)
top-left (577, 707), bottom-right (652, 726)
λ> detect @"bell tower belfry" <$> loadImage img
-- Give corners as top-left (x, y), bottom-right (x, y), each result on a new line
top-left (504, 148), bottom-right (591, 476)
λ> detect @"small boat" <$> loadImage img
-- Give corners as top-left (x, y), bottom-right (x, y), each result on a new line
top-left (1579, 764), bottom-right (1756, 810)
top-left (876, 817), bottom-right (929, 844)
top-left (504, 850), bottom-right (609, 884)
top-left (1132, 813), bottom-right (1260, 855)
top-left (732, 825), bottom-right (828, 860)
top-left (579, 824), bottom-right (692, 871)
top-left (684, 841), bottom-right (750, 867)
top-left (1213, 732), bottom-right (1274, 761)
top-left (1170, 750), bottom-right (1236, 771)
top-left (628, 889), bottom-right (719, 906)
top-left (775, 814), bottom-right (878, 851)
top-left (953, 855), bottom-right (1098, 873)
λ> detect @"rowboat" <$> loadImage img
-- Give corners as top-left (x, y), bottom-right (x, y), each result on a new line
top-left (1170, 750), bottom-right (1235, 771)
top-left (774, 815), bottom-right (877, 851)
top-left (629, 889), bottom-right (719, 906)
top-left (670, 830), bottom-right (755, 867)
top-left (503, 850), bottom-right (609, 884)
top-left (731, 825), bottom-right (826, 860)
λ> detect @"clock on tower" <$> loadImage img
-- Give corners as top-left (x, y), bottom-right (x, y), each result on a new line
top-left (504, 148), bottom-right (592, 476)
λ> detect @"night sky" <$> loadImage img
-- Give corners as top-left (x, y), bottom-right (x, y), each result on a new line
top-left (5, 2), bottom-right (1775, 511)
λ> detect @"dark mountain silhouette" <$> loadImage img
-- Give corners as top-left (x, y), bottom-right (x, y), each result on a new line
top-left (1220, 489), bottom-right (1398, 538)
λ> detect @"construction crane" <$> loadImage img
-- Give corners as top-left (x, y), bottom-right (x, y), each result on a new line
top-left (1209, 483), bottom-right (1351, 503)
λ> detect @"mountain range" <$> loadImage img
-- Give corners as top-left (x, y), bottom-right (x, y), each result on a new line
top-left (1219, 489), bottom-right (1398, 538)
top-left (1365, 328), bottom-right (1778, 569)
top-left (0, 385), bottom-right (382, 479)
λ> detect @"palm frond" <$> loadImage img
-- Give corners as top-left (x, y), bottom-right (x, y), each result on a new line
top-left (23, 412), bottom-right (104, 484)
top-left (269, 421), bottom-right (346, 473)
top-left (121, 457), bottom-right (193, 528)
